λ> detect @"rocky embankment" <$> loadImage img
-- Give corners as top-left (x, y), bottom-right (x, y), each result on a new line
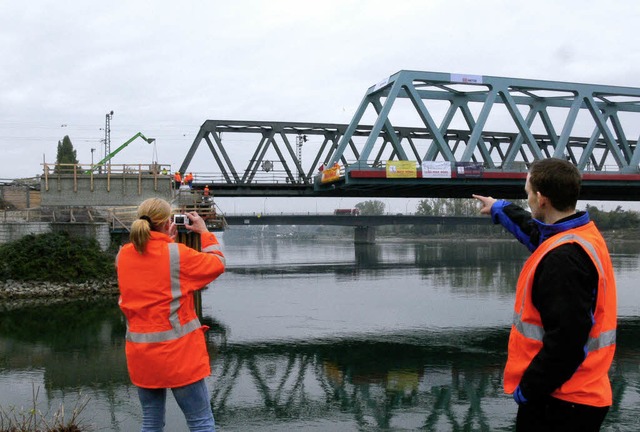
top-left (0, 279), bottom-right (119, 308)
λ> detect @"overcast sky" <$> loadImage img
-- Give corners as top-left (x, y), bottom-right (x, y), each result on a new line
top-left (2, 0), bottom-right (639, 212)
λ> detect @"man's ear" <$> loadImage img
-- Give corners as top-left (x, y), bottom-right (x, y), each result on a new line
top-left (536, 192), bottom-right (548, 208)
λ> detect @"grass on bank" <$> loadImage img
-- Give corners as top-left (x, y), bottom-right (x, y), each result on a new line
top-left (0, 386), bottom-right (89, 432)
top-left (0, 231), bottom-right (115, 283)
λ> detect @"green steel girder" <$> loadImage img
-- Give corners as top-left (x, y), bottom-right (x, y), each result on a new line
top-left (178, 71), bottom-right (640, 199)
top-left (328, 70), bottom-right (640, 174)
top-left (179, 121), bottom-right (640, 198)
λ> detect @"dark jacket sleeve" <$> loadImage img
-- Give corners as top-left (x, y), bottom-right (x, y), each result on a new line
top-left (517, 243), bottom-right (598, 402)
top-left (490, 200), bottom-right (541, 251)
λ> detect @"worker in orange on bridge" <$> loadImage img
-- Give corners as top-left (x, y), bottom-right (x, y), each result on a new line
top-left (116, 197), bottom-right (225, 431)
top-left (173, 171), bottom-right (182, 189)
top-left (184, 172), bottom-right (194, 188)
top-left (203, 185), bottom-right (210, 196)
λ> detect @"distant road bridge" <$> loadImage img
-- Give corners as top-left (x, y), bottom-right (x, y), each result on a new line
top-left (221, 213), bottom-right (488, 244)
top-left (180, 70), bottom-right (640, 201)
top-left (223, 213), bottom-right (487, 227)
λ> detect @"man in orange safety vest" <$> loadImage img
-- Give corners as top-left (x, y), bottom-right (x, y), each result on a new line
top-left (473, 158), bottom-right (616, 432)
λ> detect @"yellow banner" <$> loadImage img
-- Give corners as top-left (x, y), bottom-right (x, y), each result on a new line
top-left (386, 161), bottom-right (417, 178)
top-left (321, 166), bottom-right (341, 183)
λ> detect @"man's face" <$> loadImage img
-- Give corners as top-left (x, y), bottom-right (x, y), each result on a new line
top-left (525, 174), bottom-right (543, 221)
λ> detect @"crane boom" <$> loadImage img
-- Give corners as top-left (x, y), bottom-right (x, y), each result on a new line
top-left (86, 132), bottom-right (155, 173)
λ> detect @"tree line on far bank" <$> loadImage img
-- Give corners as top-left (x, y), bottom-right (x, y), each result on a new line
top-left (352, 198), bottom-right (640, 235)
top-left (585, 204), bottom-right (640, 230)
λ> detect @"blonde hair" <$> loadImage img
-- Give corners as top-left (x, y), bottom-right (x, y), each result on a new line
top-left (130, 198), bottom-right (172, 254)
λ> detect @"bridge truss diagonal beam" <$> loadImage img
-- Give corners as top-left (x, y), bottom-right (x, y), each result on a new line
top-left (328, 70), bottom-right (640, 174)
top-left (180, 121), bottom-right (356, 188)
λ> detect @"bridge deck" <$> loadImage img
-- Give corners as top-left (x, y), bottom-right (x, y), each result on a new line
top-left (195, 168), bottom-right (640, 200)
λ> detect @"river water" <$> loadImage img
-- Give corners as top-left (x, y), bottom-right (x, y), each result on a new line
top-left (1, 235), bottom-right (640, 431)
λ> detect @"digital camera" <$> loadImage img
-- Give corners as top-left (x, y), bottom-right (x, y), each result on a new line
top-left (173, 214), bottom-right (190, 225)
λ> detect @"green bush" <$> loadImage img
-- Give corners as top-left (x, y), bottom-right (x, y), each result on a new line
top-left (0, 232), bottom-right (115, 282)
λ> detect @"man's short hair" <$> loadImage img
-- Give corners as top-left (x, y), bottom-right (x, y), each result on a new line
top-left (528, 158), bottom-right (581, 211)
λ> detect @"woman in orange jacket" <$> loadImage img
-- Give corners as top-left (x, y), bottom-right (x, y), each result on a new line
top-left (116, 198), bottom-right (225, 431)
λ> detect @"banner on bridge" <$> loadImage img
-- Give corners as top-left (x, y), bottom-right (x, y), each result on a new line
top-left (386, 161), bottom-right (417, 178)
top-left (421, 161), bottom-right (452, 178)
top-left (321, 165), bottom-right (341, 183)
top-left (455, 162), bottom-right (484, 178)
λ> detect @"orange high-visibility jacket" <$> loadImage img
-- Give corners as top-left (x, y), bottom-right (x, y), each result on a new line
top-left (503, 222), bottom-right (617, 407)
top-left (116, 231), bottom-right (225, 388)
top-left (174, 172), bottom-right (182, 183)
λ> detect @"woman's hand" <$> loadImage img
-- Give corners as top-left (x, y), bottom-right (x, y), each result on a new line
top-left (167, 220), bottom-right (178, 241)
top-left (185, 211), bottom-right (209, 234)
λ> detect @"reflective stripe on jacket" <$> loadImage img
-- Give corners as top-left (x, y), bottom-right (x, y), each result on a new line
top-left (116, 231), bottom-right (225, 388)
top-left (503, 222), bottom-right (617, 407)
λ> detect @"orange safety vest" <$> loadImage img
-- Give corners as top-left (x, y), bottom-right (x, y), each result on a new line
top-left (174, 172), bottom-right (182, 183)
top-left (116, 231), bottom-right (225, 388)
top-left (503, 222), bottom-right (617, 407)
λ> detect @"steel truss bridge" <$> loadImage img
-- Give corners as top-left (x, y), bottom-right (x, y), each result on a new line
top-left (179, 70), bottom-right (640, 200)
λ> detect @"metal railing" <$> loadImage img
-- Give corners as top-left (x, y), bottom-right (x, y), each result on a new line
top-left (106, 206), bottom-right (227, 232)
top-left (41, 163), bottom-right (172, 192)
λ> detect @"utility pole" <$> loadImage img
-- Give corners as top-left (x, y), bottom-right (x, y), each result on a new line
top-left (296, 134), bottom-right (307, 183)
top-left (104, 110), bottom-right (114, 169)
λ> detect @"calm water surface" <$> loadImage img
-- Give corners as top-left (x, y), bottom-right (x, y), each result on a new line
top-left (1, 236), bottom-right (640, 431)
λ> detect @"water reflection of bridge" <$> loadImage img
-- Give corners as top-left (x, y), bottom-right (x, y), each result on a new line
top-left (205, 321), bottom-right (639, 430)
top-left (1, 299), bottom-right (638, 430)
top-left (208, 329), bottom-right (509, 430)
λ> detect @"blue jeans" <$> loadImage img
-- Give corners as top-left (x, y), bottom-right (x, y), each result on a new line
top-left (137, 379), bottom-right (216, 432)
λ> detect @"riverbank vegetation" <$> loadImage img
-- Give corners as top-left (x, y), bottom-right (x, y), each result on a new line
top-left (412, 197), bottom-right (640, 229)
top-left (0, 386), bottom-right (87, 432)
top-left (0, 231), bottom-right (114, 282)
top-left (585, 204), bottom-right (640, 230)
top-left (409, 198), bottom-right (640, 237)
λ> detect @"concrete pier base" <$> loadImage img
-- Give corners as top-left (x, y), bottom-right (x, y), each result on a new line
top-left (354, 226), bottom-right (376, 244)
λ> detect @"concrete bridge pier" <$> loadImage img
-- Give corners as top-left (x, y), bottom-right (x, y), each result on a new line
top-left (354, 226), bottom-right (376, 244)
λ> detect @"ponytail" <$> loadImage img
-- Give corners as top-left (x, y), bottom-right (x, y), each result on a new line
top-left (130, 198), bottom-right (171, 254)
top-left (130, 218), bottom-right (152, 254)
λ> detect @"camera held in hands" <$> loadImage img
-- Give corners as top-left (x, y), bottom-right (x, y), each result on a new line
top-left (173, 214), bottom-right (190, 226)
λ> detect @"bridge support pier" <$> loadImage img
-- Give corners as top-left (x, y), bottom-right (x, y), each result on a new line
top-left (354, 226), bottom-right (376, 244)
